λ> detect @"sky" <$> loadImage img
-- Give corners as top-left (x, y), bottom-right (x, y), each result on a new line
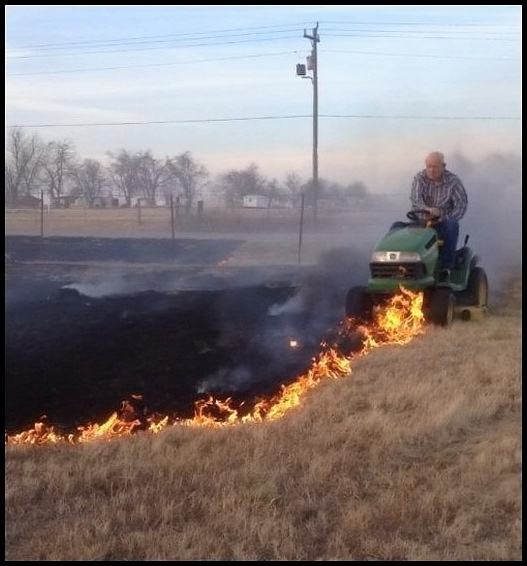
top-left (5, 5), bottom-right (522, 192)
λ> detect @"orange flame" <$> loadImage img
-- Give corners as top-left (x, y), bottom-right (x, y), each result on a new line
top-left (6, 287), bottom-right (424, 444)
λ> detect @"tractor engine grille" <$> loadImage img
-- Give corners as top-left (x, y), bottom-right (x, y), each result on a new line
top-left (370, 262), bottom-right (426, 279)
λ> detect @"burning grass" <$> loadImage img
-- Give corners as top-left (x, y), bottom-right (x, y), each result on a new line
top-left (6, 288), bottom-right (424, 443)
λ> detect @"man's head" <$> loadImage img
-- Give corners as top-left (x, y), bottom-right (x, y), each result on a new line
top-left (425, 151), bottom-right (446, 182)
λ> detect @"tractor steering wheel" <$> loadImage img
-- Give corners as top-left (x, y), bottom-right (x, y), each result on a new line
top-left (406, 208), bottom-right (440, 226)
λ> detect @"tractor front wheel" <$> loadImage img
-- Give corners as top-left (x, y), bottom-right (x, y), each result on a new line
top-left (423, 288), bottom-right (455, 327)
top-left (345, 286), bottom-right (373, 321)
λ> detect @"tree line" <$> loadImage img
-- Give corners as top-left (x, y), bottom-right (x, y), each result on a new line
top-left (5, 128), bottom-right (372, 211)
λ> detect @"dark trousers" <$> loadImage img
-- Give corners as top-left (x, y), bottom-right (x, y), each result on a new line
top-left (388, 218), bottom-right (459, 268)
top-left (435, 218), bottom-right (459, 269)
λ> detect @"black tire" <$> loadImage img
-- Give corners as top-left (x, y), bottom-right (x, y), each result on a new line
top-left (423, 288), bottom-right (455, 327)
top-left (466, 267), bottom-right (488, 308)
top-left (345, 286), bottom-right (373, 321)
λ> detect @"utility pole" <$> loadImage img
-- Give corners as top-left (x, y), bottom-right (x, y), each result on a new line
top-left (304, 22), bottom-right (320, 224)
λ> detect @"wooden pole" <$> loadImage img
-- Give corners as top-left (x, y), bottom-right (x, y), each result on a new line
top-left (137, 199), bottom-right (142, 224)
top-left (40, 190), bottom-right (44, 238)
top-left (170, 194), bottom-right (175, 241)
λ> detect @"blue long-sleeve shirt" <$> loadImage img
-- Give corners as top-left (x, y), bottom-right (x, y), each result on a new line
top-left (410, 169), bottom-right (468, 220)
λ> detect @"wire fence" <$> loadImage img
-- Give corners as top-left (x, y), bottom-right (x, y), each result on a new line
top-left (5, 203), bottom-right (392, 240)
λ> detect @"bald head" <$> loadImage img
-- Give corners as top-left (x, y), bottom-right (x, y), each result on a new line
top-left (425, 151), bottom-right (446, 182)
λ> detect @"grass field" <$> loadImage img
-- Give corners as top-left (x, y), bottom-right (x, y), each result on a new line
top-left (5, 206), bottom-right (388, 267)
top-left (5, 206), bottom-right (388, 237)
top-left (5, 275), bottom-right (521, 560)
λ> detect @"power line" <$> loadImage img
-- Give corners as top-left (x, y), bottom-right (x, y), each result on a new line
top-left (318, 20), bottom-right (520, 27)
top-left (321, 48), bottom-right (517, 61)
top-left (8, 28), bottom-right (306, 54)
top-left (10, 46), bottom-right (518, 79)
top-left (6, 35), bottom-right (303, 59)
top-left (7, 51), bottom-right (301, 77)
top-left (10, 116), bottom-right (314, 128)
top-left (323, 33), bottom-right (517, 41)
top-left (9, 114), bottom-right (521, 129)
top-left (323, 27), bottom-right (519, 35)
top-left (321, 114), bottom-right (521, 120)
top-left (9, 27), bottom-right (518, 57)
top-left (11, 26), bottom-right (518, 55)
top-left (12, 22), bottom-right (317, 49)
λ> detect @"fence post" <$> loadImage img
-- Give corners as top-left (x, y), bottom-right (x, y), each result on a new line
top-left (170, 194), bottom-right (175, 241)
top-left (137, 199), bottom-right (142, 224)
top-left (40, 190), bottom-right (44, 238)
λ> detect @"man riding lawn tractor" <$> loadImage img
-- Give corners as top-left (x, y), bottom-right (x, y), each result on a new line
top-left (346, 152), bottom-right (488, 327)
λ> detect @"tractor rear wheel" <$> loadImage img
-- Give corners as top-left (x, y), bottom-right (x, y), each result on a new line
top-left (467, 267), bottom-right (488, 308)
top-left (345, 286), bottom-right (373, 321)
top-left (423, 288), bottom-right (455, 327)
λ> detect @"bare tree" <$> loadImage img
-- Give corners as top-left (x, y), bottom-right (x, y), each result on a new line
top-left (284, 171), bottom-right (303, 208)
top-left (167, 151), bottom-right (208, 214)
top-left (345, 181), bottom-right (371, 209)
top-left (265, 178), bottom-right (288, 209)
top-left (218, 163), bottom-right (267, 208)
top-left (41, 140), bottom-right (76, 205)
top-left (5, 128), bottom-right (46, 205)
top-left (107, 150), bottom-right (140, 206)
top-left (71, 158), bottom-right (106, 207)
top-left (135, 150), bottom-right (168, 206)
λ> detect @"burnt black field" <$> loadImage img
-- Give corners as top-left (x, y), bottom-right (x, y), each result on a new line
top-left (5, 235), bottom-right (243, 263)
top-left (5, 236), bottom-right (349, 434)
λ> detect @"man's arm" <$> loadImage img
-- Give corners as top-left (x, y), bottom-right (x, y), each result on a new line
top-left (410, 174), bottom-right (426, 209)
top-left (450, 178), bottom-right (468, 220)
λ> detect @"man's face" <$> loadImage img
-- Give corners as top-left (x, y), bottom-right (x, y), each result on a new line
top-left (425, 157), bottom-right (444, 182)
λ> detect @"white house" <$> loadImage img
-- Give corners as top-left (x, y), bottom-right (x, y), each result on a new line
top-left (243, 194), bottom-right (268, 209)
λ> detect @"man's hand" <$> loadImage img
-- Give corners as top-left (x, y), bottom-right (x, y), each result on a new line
top-left (426, 206), bottom-right (441, 218)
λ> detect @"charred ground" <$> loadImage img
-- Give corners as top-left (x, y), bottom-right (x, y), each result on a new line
top-left (6, 236), bottom-right (345, 433)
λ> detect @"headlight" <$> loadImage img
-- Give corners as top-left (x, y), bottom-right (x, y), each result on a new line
top-left (371, 251), bottom-right (421, 262)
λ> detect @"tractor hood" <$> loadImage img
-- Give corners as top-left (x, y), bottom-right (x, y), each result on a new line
top-left (374, 226), bottom-right (437, 254)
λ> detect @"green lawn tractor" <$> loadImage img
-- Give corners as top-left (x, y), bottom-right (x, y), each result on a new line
top-left (346, 209), bottom-right (488, 326)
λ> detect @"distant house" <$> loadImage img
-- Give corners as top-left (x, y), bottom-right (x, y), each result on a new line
top-left (130, 196), bottom-right (151, 208)
top-left (52, 196), bottom-right (78, 209)
top-left (10, 194), bottom-right (41, 208)
top-left (243, 194), bottom-right (268, 209)
top-left (92, 196), bottom-right (120, 208)
top-left (70, 197), bottom-right (89, 208)
top-left (111, 196), bottom-right (129, 208)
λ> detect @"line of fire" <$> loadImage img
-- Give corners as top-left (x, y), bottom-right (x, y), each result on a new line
top-left (6, 235), bottom-right (426, 446)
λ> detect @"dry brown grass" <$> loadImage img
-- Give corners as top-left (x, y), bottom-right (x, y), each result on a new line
top-left (5, 278), bottom-right (521, 561)
top-left (5, 206), bottom-right (379, 238)
top-left (5, 207), bottom-right (384, 265)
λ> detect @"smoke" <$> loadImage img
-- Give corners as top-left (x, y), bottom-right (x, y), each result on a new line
top-left (194, 245), bottom-right (372, 396)
top-left (268, 292), bottom-right (304, 316)
top-left (448, 152), bottom-right (522, 297)
top-left (63, 274), bottom-right (140, 298)
top-left (197, 365), bottom-right (253, 394)
top-left (267, 245), bottom-right (371, 320)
